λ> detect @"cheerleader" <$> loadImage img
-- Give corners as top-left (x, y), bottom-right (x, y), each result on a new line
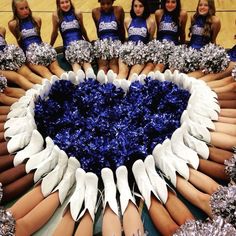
top-left (189, 0), bottom-right (221, 50)
top-left (8, 0), bottom-right (65, 80)
top-left (116, 0), bottom-right (155, 80)
top-left (50, 0), bottom-right (95, 78)
top-left (92, 0), bottom-right (125, 74)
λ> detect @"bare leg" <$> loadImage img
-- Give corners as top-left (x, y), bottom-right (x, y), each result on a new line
top-left (207, 76), bottom-right (234, 89)
top-left (15, 191), bottom-right (60, 236)
top-left (74, 211), bottom-right (93, 236)
top-left (0, 154), bottom-right (14, 172)
top-left (218, 100), bottom-right (236, 109)
top-left (2, 172), bottom-right (34, 204)
top-left (0, 122), bottom-right (4, 131)
top-left (52, 209), bottom-right (75, 236)
top-left (98, 59), bottom-right (108, 74)
top-left (102, 206), bottom-right (122, 236)
top-left (210, 131), bottom-right (236, 150)
top-left (141, 62), bottom-right (155, 75)
top-left (214, 122), bottom-right (236, 136)
top-left (198, 159), bottom-right (229, 180)
top-left (220, 108), bottom-right (236, 118)
top-left (0, 106), bottom-right (10, 115)
top-left (0, 92), bottom-right (19, 106)
top-left (0, 115), bottom-right (7, 122)
top-left (217, 92), bottom-right (236, 100)
top-left (28, 63), bottom-right (53, 80)
top-left (165, 191), bottom-right (194, 226)
top-left (72, 63), bottom-right (81, 73)
top-left (109, 58), bottom-right (119, 74)
top-left (117, 59), bottom-right (129, 80)
top-left (17, 65), bottom-right (43, 84)
top-left (209, 146), bottom-right (233, 164)
top-left (128, 64), bottom-right (145, 80)
top-left (154, 63), bottom-right (165, 73)
top-left (217, 116), bottom-right (236, 124)
top-left (9, 184), bottom-right (44, 220)
top-left (187, 70), bottom-right (204, 79)
top-left (48, 60), bottom-right (65, 78)
top-left (213, 82), bottom-right (236, 93)
top-left (0, 163), bottom-right (26, 185)
top-left (188, 168), bottom-right (220, 194)
top-left (123, 201), bottom-right (144, 236)
top-left (0, 142), bottom-right (8, 155)
top-left (4, 87), bottom-right (25, 98)
top-left (0, 132), bottom-right (4, 142)
top-left (1, 70), bottom-right (34, 90)
top-left (83, 62), bottom-right (94, 72)
top-left (148, 195), bottom-right (179, 236)
top-left (176, 176), bottom-right (212, 218)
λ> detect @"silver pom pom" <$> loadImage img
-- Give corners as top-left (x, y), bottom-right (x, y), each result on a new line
top-left (200, 43), bottom-right (230, 73)
top-left (0, 75), bottom-right (7, 93)
top-left (210, 185), bottom-right (236, 227)
top-left (225, 155), bottom-right (236, 185)
top-left (0, 207), bottom-right (15, 236)
top-left (174, 216), bottom-right (236, 236)
top-left (119, 41), bottom-right (148, 66)
top-left (147, 39), bottom-right (175, 65)
top-left (168, 45), bottom-right (201, 73)
top-left (93, 39), bottom-right (121, 60)
top-left (0, 45), bottom-right (26, 71)
top-left (232, 64), bottom-right (236, 81)
top-left (65, 40), bottom-right (94, 64)
top-left (26, 42), bottom-right (57, 66)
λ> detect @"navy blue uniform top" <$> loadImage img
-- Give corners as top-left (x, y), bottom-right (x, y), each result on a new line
top-left (189, 15), bottom-right (211, 50)
top-left (0, 34), bottom-right (7, 51)
top-left (59, 10), bottom-right (83, 48)
top-left (128, 17), bottom-right (149, 44)
top-left (97, 10), bottom-right (119, 40)
top-left (157, 12), bottom-right (179, 45)
top-left (228, 45), bottom-right (236, 62)
top-left (19, 18), bottom-right (42, 51)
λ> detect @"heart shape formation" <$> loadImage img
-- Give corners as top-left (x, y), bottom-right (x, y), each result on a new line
top-left (5, 69), bottom-right (219, 179)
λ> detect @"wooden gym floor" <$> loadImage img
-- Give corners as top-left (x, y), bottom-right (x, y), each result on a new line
top-left (0, 0), bottom-right (235, 48)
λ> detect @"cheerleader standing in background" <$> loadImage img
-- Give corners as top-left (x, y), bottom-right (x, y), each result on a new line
top-left (8, 0), bottom-right (65, 80)
top-left (92, 0), bottom-right (125, 74)
top-left (50, 0), bottom-right (95, 78)
top-left (116, 0), bottom-right (155, 80)
top-left (153, 0), bottom-right (187, 72)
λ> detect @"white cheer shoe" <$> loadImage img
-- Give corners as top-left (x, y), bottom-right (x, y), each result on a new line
top-left (116, 165), bottom-right (137, 215)
top-left (13, 129), bottom-right (44, 166)
top-left (40, 149), bottom-right (68, 197)
top-left (144, 155), bottom-right (168, 204)
top-left (101, 168), bottom-right (119, 216)
top-left (132, 159), bottom-right (160, 209)
top-left (25, 137), bottom-right (54, 173)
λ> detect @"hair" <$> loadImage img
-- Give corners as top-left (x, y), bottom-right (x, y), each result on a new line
top-left (130, 0), bottom-right (150, 19)
top-left (11, 0), bottom-right (40, 43)
top-left (161, 0), bottom-right (181, 24)
top-left (189, 0), bottom-right (216, 38)
top-left (56, 0), bottom-right (75, 24)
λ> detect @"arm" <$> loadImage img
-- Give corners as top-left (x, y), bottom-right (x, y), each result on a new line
top-left (0, 26), bottom-right (6, 38)
top-left (179, 10), bottom-right (188, 43)
top-left (76, 10), bottom-right (90, 42)
top-left (115, 6), bottom-right (125, 43)
top-left (155, 9), bottom-right (163, 39)
top-left (211, 16), bottom-right (221, 44)
top-left (92, 8), bottom-right (99, 38)
top-left (147, 17), bottom-right (156, 40)
top-left (8, 20), bottom-right (19, 42)
top-left (50, 12), bottom-right (59, 46)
